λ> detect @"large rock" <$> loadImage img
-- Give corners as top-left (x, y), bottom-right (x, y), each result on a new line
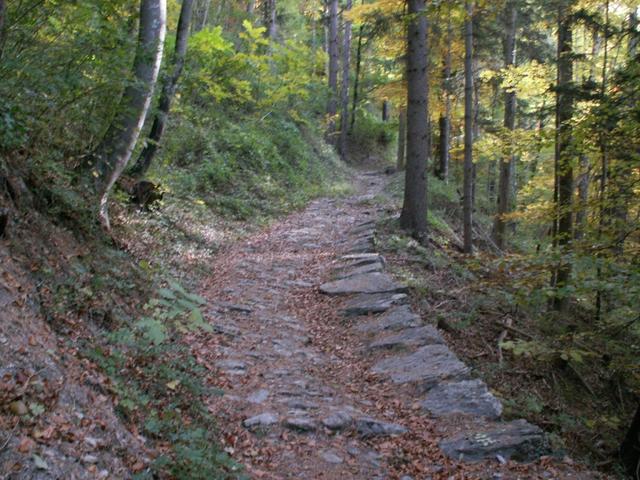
top-left (334, 262), bottom-right (384, 280)
top-left (421, 379), bottom-right (502, 419)
top-left (322, 410), bottom-right (353, 430)
top-left (355, 417), bottom-right (407, 438)
top-left (342, 293), bottom-right (408, 317)
top-left (284, 416), bottom-right (317, 432)
top-left (320, 273), bottom-right (407, 296)
top-left (371, 345), bottom-right (469, 391)
top-left (243, 413), bottom-right (279, 429)
top-left (356, 305), bottom-right (422, 333)
top-left (439, 419), bottom-right (548, 462)
top-left (367, 325), bottom-right (444, 351)
top-left (347, 242), bottom-right (375, 254)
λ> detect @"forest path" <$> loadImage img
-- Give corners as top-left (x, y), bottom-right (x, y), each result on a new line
top-left (192, 171), bottom-right (577, 480)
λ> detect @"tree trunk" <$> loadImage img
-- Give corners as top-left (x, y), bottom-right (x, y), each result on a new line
top-left (493, 0), bottom-right (517, 250)
top-left (575, 31), bottom-right (600, 240)
top-left (621, 403), bottom-right (640, 478)
top-left (397, 108), bottom-right (407, 171)
top-left (247, 0), bottom-right (255, 16)
top-left (200, 0), bottom-right (211, 30)
top-left (382, 99), bottom-right (390, 121)
top-left (630, 10), bottom-right (638, 57)
top-left (131, 0), bottom-right (194, 178)
top-left (93, 0), bottom-right (166, 231)
top-left (263, 0), bottom-right (277, 40)
top-left (350, 22), bottom-right (364, 134)
top-left (400, 0), bottom-right (429, 243)
top-left (552, 1), bottom-right (574, 311)
top-left (338, 0), bottom-right (352, 158)
top-left (437, 16), bottom-right (452, 183)
top-left (0, 0), bottom-right (5, 60)
top-left (463, 0), bottom-right (474, 254)
top-left (326, 0), bottom-right (339, 142)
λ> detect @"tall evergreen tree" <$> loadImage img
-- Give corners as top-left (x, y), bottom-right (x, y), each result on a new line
top-left (327, 0), bottom-right (340, 141)
top-left (400, 0), bottom-right (429, 242)
top-left (339, 0), bottom-right (353, 158)
top-left (551, 0), bottom-right (574, 310)
top-left (493, 0), bottom-right (518, 250)
top-left (463, 0), bottom-right (474, 253)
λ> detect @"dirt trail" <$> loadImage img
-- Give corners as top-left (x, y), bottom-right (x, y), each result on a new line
top-left (193, 172), bottom-right (593, 480)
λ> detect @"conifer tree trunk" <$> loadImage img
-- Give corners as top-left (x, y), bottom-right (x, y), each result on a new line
top-left (131, 0), bottom-right (194, 178)
top-left (397, 107), bottom-right (406, 171)
top-left (350, 22), bottom-right (364, 134)
top-left (493, 0), bottom-right (517, 250)
top-left (552, 2), bottom-right (574, 310)
top-left (0, 0), bottom-right (5, 60)
top-left (621, 403), bottom-right (640, 477)
top-left (400, 0), bottom-right (429, 243)
top-left (93, 0), bottom-right (167, 231)
top-left (463, 0), bottom-right (474, 254)
top-left (575, 31), bottom-right (600, 240)
top-left (326, 0), bottom-right (339, 141)
top-left (437, 17), bottom-right (452, 183)
top-left (382, 99), bottom-right (390, 121)
top-left (338, 0), bottom-right (352, 158)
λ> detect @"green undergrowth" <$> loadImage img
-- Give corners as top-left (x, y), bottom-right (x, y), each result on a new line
top-left (6, 107), bottom-right (351, 478)
top-left (83, 280), bottom-right (246, 480)
top-left (147, 111), bottom-right (351, 221)
top-left (377, 171), bottom-right (635, 475)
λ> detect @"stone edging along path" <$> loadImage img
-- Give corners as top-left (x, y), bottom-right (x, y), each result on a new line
top-left (319, 218), bottom-right (549, 464)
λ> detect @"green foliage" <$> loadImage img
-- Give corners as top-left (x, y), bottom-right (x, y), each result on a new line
top-left (85, 277), bottom-right (242, 478)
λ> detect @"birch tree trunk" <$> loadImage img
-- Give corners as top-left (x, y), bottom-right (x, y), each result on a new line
top-left (326, 0), bottom-right (339, 141)
top-left (400, 0), bottom-right (429, 243)
top-left (131, 0), bottom-right (194, 178)
top-left (552, 1), bottom-right (574, 311)
top-left (493, 0), bottom-right (517, 250)
top-left (463, 0), bottom-right (474, 254)
top-left (200, 0), bottom-right (210, 30)
top-left (338, 0), bottom-right (352, 158)
top-left (93, 0), bottom-right (166, 230)
top-left (247, 0), bottom-right (255, 16)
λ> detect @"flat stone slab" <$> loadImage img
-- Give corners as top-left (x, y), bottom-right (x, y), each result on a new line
top-left (217, 359), bottom-right (247, 375)
top-left (439, 419), bottom-right (548, 462)
top-left (340, 253), bottom-right (383, 264)
top-left (371, 345), bottom-right (470, 391)
top-left (355, 417), bottom-right (407, 438)
top-left (368, 325), bottom-right (445, 351)
top-left (356, 305), bottom-right (422, 333)
top-left (322, 411), bottom-right (353, 430)
top-left (243, 412), bottom-right (279, 429)
top-left (284, 417), bottom-right (317, 432)
top-left (320, 273), bottom-right (407, 296)
top-left (421, 379), bottom-right (502, 419)
top-left (335, 262), bottom-right (384, 280)
top-left (342, 293), bottom-right (408, 317)
top-left (347, 242), bottom-right (376, 254)
top-left (246, 389), bottom-right (270, 404)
